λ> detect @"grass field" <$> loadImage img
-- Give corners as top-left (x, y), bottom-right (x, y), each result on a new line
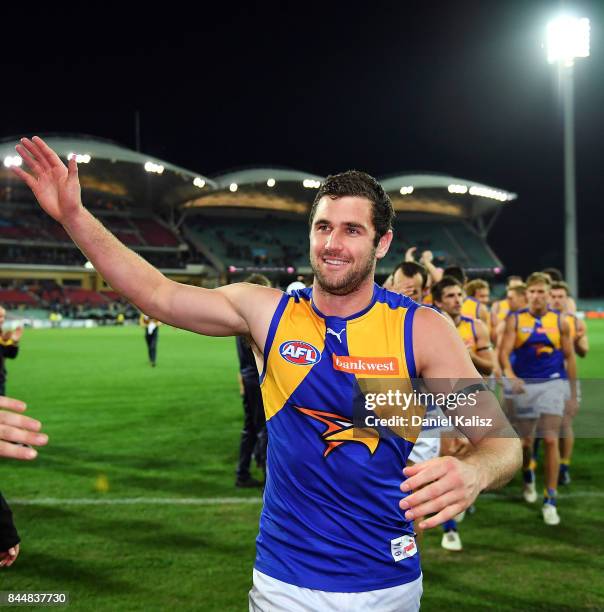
top-left (1, 322), bottom-right (604, 611)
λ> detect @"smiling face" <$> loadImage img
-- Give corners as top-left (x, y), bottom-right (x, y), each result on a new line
top-left (309, 195), bottom-right (391, 296)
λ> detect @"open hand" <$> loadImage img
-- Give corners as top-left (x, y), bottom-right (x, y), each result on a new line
top-left (11, 136), bottom-right (82, 225)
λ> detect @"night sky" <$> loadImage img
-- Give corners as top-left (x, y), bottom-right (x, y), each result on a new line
top-left (3, 0), bottom-right (603, 295)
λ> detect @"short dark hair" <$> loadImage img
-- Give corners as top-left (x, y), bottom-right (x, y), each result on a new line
top-left (551, 281), bottom-right (570, 295)
top-left (432, 276), bottom-right (463, 303)
top-left (542, 267), bottom-right (563, 282)
top-left (442, 265), bottom-right (467, 284)
top-left (309, 170), bottom-right (394, 247)
top-left (392, 261), bottom-right (428, 290)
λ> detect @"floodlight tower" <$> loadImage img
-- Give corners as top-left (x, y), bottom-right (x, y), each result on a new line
top-left (546, 16), bottom-right (590, 297)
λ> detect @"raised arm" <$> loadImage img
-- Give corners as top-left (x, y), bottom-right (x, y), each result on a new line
top-left (12, 137), bottom-right (281, 345)
top-left (399, 307), bottom-right (521, 528)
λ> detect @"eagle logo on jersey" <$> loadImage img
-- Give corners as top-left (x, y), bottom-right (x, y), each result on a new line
top-left (279, 341), bottom-right (322, 366)
top-left (534, 343), bottom-right (554, 357)
top-left (295, 407), bottom-right (379, 457)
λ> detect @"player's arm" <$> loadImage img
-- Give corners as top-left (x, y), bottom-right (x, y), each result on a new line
top-left (499, 315), bottom-right (518, 379)
top-left (11, 137), bottom-right (281, 345)
top-left (561, 318), bottom-right (578, 414)
top-left (400, 308), bottom-right (521, 529)
top-left (490, 303), bottom-right (500, 345)
top-left (470, 319), bottom-right (493, 376)
top-left (574, 319), bottom-right (589, 357)
top-left (419, 250), bottom-right (443, 284)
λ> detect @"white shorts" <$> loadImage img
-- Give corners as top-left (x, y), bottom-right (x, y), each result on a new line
top-left (409, 433), bottom-right (440, 464)
top-left (249, 569), bottom-right (423, 612)
top-left (512, 379), bottom-right (566, 419)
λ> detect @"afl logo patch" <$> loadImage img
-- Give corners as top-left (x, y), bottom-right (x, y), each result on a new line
top-left (279, 341), bottom-right (321, 366)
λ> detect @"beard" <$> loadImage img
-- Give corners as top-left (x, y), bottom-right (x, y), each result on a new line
top-left (310, 247), bottom-right (376, 296)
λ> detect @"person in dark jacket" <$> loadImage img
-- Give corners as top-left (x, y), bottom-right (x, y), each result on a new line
top-left (0, 395), bottom-right (48, 568)
top-left (235, 274), bottom-right (270, 488)
top-left (0, 307), bottom-right (22, 396)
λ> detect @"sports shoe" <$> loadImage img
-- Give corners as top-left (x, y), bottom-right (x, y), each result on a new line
top-left (235, 476), bottom-right (263, 488)
top-left (542, 503), bottom-right (560, 526)
top-left (441, 530), bottom-right (463, 552)
top-left (558, 469), bottom-right (571, 486)
top-left (523, 482), bottom-right (538, 504)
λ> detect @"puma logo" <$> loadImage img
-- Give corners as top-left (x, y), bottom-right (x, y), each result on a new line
top-left (326, 328), bottom-right (345, 343)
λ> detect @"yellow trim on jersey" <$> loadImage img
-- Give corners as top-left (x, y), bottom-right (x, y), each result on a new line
top-left (261, 298), bottom-right (326, 421)
top-left (514, 310), bottom-right (561, 350)
top-left (496, 299), bottom-right (510, 322)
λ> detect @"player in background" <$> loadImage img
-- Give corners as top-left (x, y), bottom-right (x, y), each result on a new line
top-left (0, 307), bottom-right (22, 397)
top-left (550, 281), bottom-right (589, 485)
top-left (1, 396), bottom-right (49, 567)
top-left (430, 276), bottom-right (494, 550)
top-left (139, 313), bottom-right (162, 367)
top-left (386, 260), bottom-right (428, 303)
top-left (491, 276), bottom-right (524, 344)
top-left (543, 268), bottom-right (577, 314)
top-left (500, 273), bottom-right (576, 525)
top-left (401, 247), bottom-right (442, 305)
top-left (496, 284), bottom-right (528, 420)
top-left (235, 274), bottom-right (271, 488)
top-left (462, 279), bottom-right (491, 330)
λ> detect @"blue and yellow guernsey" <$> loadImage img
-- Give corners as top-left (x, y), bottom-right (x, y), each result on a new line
top-left (511, 308), bottom-right (565, 381)
top-left (256, 284), bottom-right (423, 592)
top-left (457, 316), bottom-right (477, 352)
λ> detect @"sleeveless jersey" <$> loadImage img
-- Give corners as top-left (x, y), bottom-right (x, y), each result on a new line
top-left (461, 296), bottom-right (482, 320)
top-left (256, 284), bottom-right (422, 592)
top-left (457, 315), bottom-right (477, 352)
top-left (511, 308), bottom-right (565, 381)
top-left (494, 299), bottom-right (510, 322)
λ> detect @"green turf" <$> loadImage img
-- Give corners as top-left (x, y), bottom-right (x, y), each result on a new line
top-left (0, 322), bottom-right (603, 611)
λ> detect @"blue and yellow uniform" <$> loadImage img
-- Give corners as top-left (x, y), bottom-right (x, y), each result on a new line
top-left (510, 308), bottom-right (565, 380)
top-left (494, 299), bottom-right (510, 322)
top-left (461, 296), bottom-right (483, 321)
top-left (256, 285), bottom-right (422, 592)
top-left (457, 316), bottom-right (477, 352)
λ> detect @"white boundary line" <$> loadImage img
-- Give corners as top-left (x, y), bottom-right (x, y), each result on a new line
top-left (8, 497), bottom-right (264, 506)
top-left (7, 491), bottom-right (604, 506)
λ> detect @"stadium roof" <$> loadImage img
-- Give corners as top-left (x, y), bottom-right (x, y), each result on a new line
top-left (381, 172), bottom-right (517, 219)
top-left (182, 166), bottom-right (325, 215)
top-left (0, 134), bottom-right (217, 208)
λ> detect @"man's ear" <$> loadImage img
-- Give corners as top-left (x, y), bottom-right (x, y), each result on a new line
top-left (376, 229), bottom-right (393, 260)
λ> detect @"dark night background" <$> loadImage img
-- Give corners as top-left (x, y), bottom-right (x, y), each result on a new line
top-left (3, 0), bottom-right (603, 295)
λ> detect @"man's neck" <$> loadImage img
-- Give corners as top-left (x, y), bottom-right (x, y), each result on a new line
top-left (312, 277), bottom-right (375, 318)
top-left (529, 306), bottom-right (548, 318)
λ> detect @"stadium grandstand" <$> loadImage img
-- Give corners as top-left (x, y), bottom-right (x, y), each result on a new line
top-left (1, 133), bottom-right (516, 320)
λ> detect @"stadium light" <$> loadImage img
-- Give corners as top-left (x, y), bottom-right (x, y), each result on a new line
top-left (3, 155), bottom-right (22, 168)
top-left (468, 186), bottom-right (508, 202)
top-left (193, 177), bottom-right (206, 188)
top-left (68, 152), bottom-right (91, 164)
top-left (303, 179), bottom-right (321, 188)
top-left (144, 161), bottom-right (164, 175)
top-left (399, 186), bottom-right (414, 195)
top-left (545, 15), bottom-right (590, 297)
top-left (448, 184), bottom-right (468, 195)
top-left (229, 183), bottom-right (238, 192)
top-left (267, 178), bottom-right (276, 187)
top-left (546, 16), bottom-right (590, 66)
